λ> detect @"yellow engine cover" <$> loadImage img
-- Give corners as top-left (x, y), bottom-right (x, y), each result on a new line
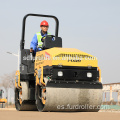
top-left (35, 47), bottom-right (98, 68)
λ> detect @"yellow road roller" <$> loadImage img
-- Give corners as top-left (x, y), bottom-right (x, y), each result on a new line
top-left (0, 89), bottom-right (7, 108)
top-left (15, 14), bottom-right (103, 112)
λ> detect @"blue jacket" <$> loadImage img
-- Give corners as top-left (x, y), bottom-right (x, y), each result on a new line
top-left (30, 31), bottom-right (48, 54)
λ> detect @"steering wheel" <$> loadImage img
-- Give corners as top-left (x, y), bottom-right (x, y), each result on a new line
top-left (41, 35), bottom-right (55, 42)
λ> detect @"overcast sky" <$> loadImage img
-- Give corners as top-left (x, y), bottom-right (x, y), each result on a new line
top-left (0, 0), bottom-right (120, 85)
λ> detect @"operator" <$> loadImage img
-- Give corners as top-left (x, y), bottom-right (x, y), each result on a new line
top-left (30, 20), bottom-right (50, 54)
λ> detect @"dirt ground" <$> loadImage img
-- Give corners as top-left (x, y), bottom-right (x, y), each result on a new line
top-left (0, 109), bottom-right (120, 120)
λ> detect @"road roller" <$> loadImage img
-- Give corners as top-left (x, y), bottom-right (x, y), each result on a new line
top-left (15, 14), bottom-right (103, 112)
top-left (0, 89), bottom-right (7, 108)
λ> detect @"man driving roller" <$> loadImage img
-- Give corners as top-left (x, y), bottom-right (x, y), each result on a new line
top-left (30, 20), bottom-right (49, 54)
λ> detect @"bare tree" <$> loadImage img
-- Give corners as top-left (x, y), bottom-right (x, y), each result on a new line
top-left (0, 74), bottom-right (9, 95)
top-left (8, 71), bottom-right (16, 89)
top-left (0, 71), bottom-right (15, 89)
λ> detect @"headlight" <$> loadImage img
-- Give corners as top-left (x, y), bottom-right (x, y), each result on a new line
top-left (58, 71), bottom-right (63, 76)
top-left (87, 72), bottom-right (92, 78)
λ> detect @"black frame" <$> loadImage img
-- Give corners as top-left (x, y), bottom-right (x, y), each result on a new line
top-left (20, 13), bottom-right (59, 50)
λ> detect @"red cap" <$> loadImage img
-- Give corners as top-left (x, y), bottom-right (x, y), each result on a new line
top-left (40, 20), bottom-right (49, 27)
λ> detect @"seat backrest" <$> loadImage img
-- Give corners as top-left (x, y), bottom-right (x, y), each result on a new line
top-left (42, 36), bottom-right (62, 49)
